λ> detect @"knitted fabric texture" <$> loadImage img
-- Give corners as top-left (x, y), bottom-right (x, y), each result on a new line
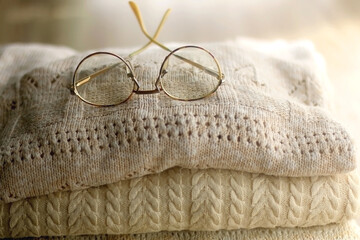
top-left (0, 41), bottom-right (356, 202)
top-left (13, 222), bottom-right (360, 240)
top-left (0, 167), bottom-right (359, 238)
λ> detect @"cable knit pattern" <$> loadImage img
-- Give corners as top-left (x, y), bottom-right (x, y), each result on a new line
top-left (8, 200), bottom-right (24, 237)
top-left (128, 177), bottom-right (144, 232)
top-left (46, 192), bottom-right (62, 236)
top-left (167, 168), bottom-right (185, 230)
top-left (68, 188), bottom-right (99, 235)
top-left (16, 222), bottom-right (360, 240)
top-left (344, 173), bottom-right (360, 221)
top-left (249, 174), bottom-right (282, 228)
top-left (0, 167), bottom-right (359, 238)
top-left (190, 169), bottom-right (223, 230)
top-left (0, 41), bottom-right (356, 203)
top-left (128, 174), bottom-right (161, 232)
top-left (287, 177), bottom-right (305, 226)
top-left (142, 174), bottom-right (161, 232)
top-left (9, 198), bottom-right (40, 237)
top-left (227, 171), bottom-right (246, 228)
top-left (105, 183), bottom-right (122, 234)
top-left (305, 175), bottom-right (341, 226)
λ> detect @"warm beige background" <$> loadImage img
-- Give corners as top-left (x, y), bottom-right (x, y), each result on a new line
top-left (0, 0), bottom-right (359, 166)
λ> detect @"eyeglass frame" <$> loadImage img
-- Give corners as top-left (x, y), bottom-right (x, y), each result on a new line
top-left (71, 1), bottom-right (225, 107)
top-left (72, 45), bottom-right (224, 106)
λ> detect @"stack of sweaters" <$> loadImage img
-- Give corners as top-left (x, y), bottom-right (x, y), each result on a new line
top-left (0, 39), bottom-right (359, 239)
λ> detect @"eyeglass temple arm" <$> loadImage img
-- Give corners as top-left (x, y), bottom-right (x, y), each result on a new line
top-left (75, 63), bottom-right (124, 87)
top-left (129, 1), bottom-right (224, 80)
top-left (76, 2), bottom-right (224, 89)
top-left (75, 7), bottom-right (170, 88)
top-left (128, 8), bottom-right (171, 57)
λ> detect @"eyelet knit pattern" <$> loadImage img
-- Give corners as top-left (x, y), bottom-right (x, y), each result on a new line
top-left (0, 41), bottom-right (356, 202)
top-left (0, 167), bottom-right (359, 238)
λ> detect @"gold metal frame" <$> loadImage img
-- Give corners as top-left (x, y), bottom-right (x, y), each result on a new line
top-left (72, 1), bottom-right (225, 107)
top-left (156, 45), bottom-right (223, 101)
top-left (72, 52), bottom-right (137, 106)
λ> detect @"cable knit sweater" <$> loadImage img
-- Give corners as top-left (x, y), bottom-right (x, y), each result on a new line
top-left (0, 41), bottom-right (356, 202)
top-left (10, 222), bottom-right (360, 240)
top-left (0, 167), bottom-right (359, 238)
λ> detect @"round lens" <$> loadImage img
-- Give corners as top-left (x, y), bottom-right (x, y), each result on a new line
top-left (73, 53), bottom-right (135, 106)
top-left (159, 46), bottom-right (222, 101)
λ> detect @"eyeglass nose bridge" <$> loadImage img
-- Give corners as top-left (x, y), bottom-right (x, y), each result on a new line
top-left (131, 75), bottom-right (163, 95)
top-left (134, 89), bottom-right (160, 94)
top-left (127, 59), bottom-right (166, 95)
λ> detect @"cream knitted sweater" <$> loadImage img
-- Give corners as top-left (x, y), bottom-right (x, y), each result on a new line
top-left (0, 41), bottom-right (356, 202)
top-left (0, 167), bottom-right (359, 238)
top-left (20, 222), bottom-right (360, 240)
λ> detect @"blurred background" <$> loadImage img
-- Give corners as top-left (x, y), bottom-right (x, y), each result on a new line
top-left (0, 0), bottom-right (359, 153)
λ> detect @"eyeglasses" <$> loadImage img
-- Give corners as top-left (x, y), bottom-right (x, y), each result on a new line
top-left (71, 1), bottom-right (225, 107)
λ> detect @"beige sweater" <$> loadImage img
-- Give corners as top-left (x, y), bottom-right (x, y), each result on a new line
top-left (25, 222), bottom-right (360, 240)
top-left (0, 41), bottom-right (356, 202)
top-left (0, 167), bottom-right (359, 238)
